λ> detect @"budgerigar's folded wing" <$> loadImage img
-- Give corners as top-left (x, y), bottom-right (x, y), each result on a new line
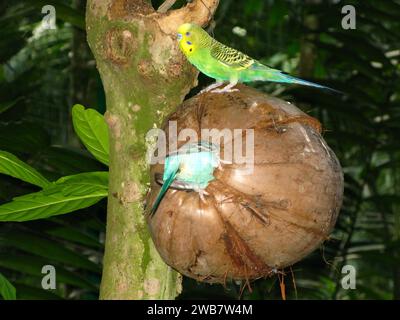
top-left (210, 41), bottom-right (255, 70)
top-left (155, 173), bottom-right (193, 190)
top-left (167, 141), bottom-right (218, 156)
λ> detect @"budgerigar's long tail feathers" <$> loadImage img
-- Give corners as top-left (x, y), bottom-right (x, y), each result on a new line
top-left (150, 171), bottom-right (177, 216)
top-left (279, 74), bottom-right (343, 94)
top-left (250, 63), bottom-right (342, 94)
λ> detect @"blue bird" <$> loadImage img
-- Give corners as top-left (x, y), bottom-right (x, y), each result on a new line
top-left (150, 141), bottom-right (221, 216)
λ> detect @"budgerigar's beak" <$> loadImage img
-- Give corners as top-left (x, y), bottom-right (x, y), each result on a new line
top-left (177, 33), bottom-right (182, 41)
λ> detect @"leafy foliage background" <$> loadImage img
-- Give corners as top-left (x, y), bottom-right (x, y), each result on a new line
top-left (0, 0), bottom-right (399, 299)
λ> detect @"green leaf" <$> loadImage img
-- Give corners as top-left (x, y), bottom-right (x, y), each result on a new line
top-left (72, 104), bottom-right (109, 166)
top-left (0, 172), bottom-right (108, 222)
top-left (0, 272), bottom-right (16, 300)
top-left (0, 150), bottom-right (50, 188)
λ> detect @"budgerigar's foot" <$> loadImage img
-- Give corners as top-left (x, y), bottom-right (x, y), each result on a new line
top-left (200, 82), bottom-right (224, 93)
top-left (211, 88), bottom-right (239, 94)
top-left (220, 159), bottom-right (232, 165)
top-left (198, 189), bottom-right (209, 203)
top-left (211, 82), bottom-right (239, 94)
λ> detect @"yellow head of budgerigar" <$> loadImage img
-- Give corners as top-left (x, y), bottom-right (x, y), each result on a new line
top-left (177, 23), bottom-right (202, 57)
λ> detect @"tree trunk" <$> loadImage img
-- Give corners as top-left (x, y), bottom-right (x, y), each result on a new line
top-left (85, 0), bottom-right (219, 299)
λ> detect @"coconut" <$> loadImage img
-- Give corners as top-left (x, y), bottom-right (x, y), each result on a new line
top-left (146, 85), bottom-right (343, 283)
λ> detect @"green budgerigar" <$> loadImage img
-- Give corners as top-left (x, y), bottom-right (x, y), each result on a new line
top-left (150, 141), bottom-right (221, 216)
top-left (177, 23), bottom-right (337, 93)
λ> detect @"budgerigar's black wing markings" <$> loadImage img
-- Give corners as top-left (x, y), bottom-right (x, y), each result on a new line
top-left (210, 40), bottom-right (255, 70)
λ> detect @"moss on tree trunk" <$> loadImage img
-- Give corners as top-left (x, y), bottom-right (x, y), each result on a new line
top-left (85, 0), bottom-right (219, 299)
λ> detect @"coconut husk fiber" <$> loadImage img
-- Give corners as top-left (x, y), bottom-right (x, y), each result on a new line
top-left (146, 84), bottom-right (343, 283)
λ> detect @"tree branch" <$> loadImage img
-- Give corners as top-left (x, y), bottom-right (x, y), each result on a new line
top-left (156, 0), bottom-right (219, 34)
top-left (157, 0), bottom-right (177, 13)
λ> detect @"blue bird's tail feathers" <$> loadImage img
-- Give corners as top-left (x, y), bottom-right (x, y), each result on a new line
top-left (150, 171), bottom-right (177, 216)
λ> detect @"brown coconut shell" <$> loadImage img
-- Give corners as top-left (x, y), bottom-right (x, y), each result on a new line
top-left (146, 84), bottom-right (343, 284)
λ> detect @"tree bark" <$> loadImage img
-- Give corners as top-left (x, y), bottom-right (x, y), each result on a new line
top-left (85, 0), bottom-right (219, 299)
